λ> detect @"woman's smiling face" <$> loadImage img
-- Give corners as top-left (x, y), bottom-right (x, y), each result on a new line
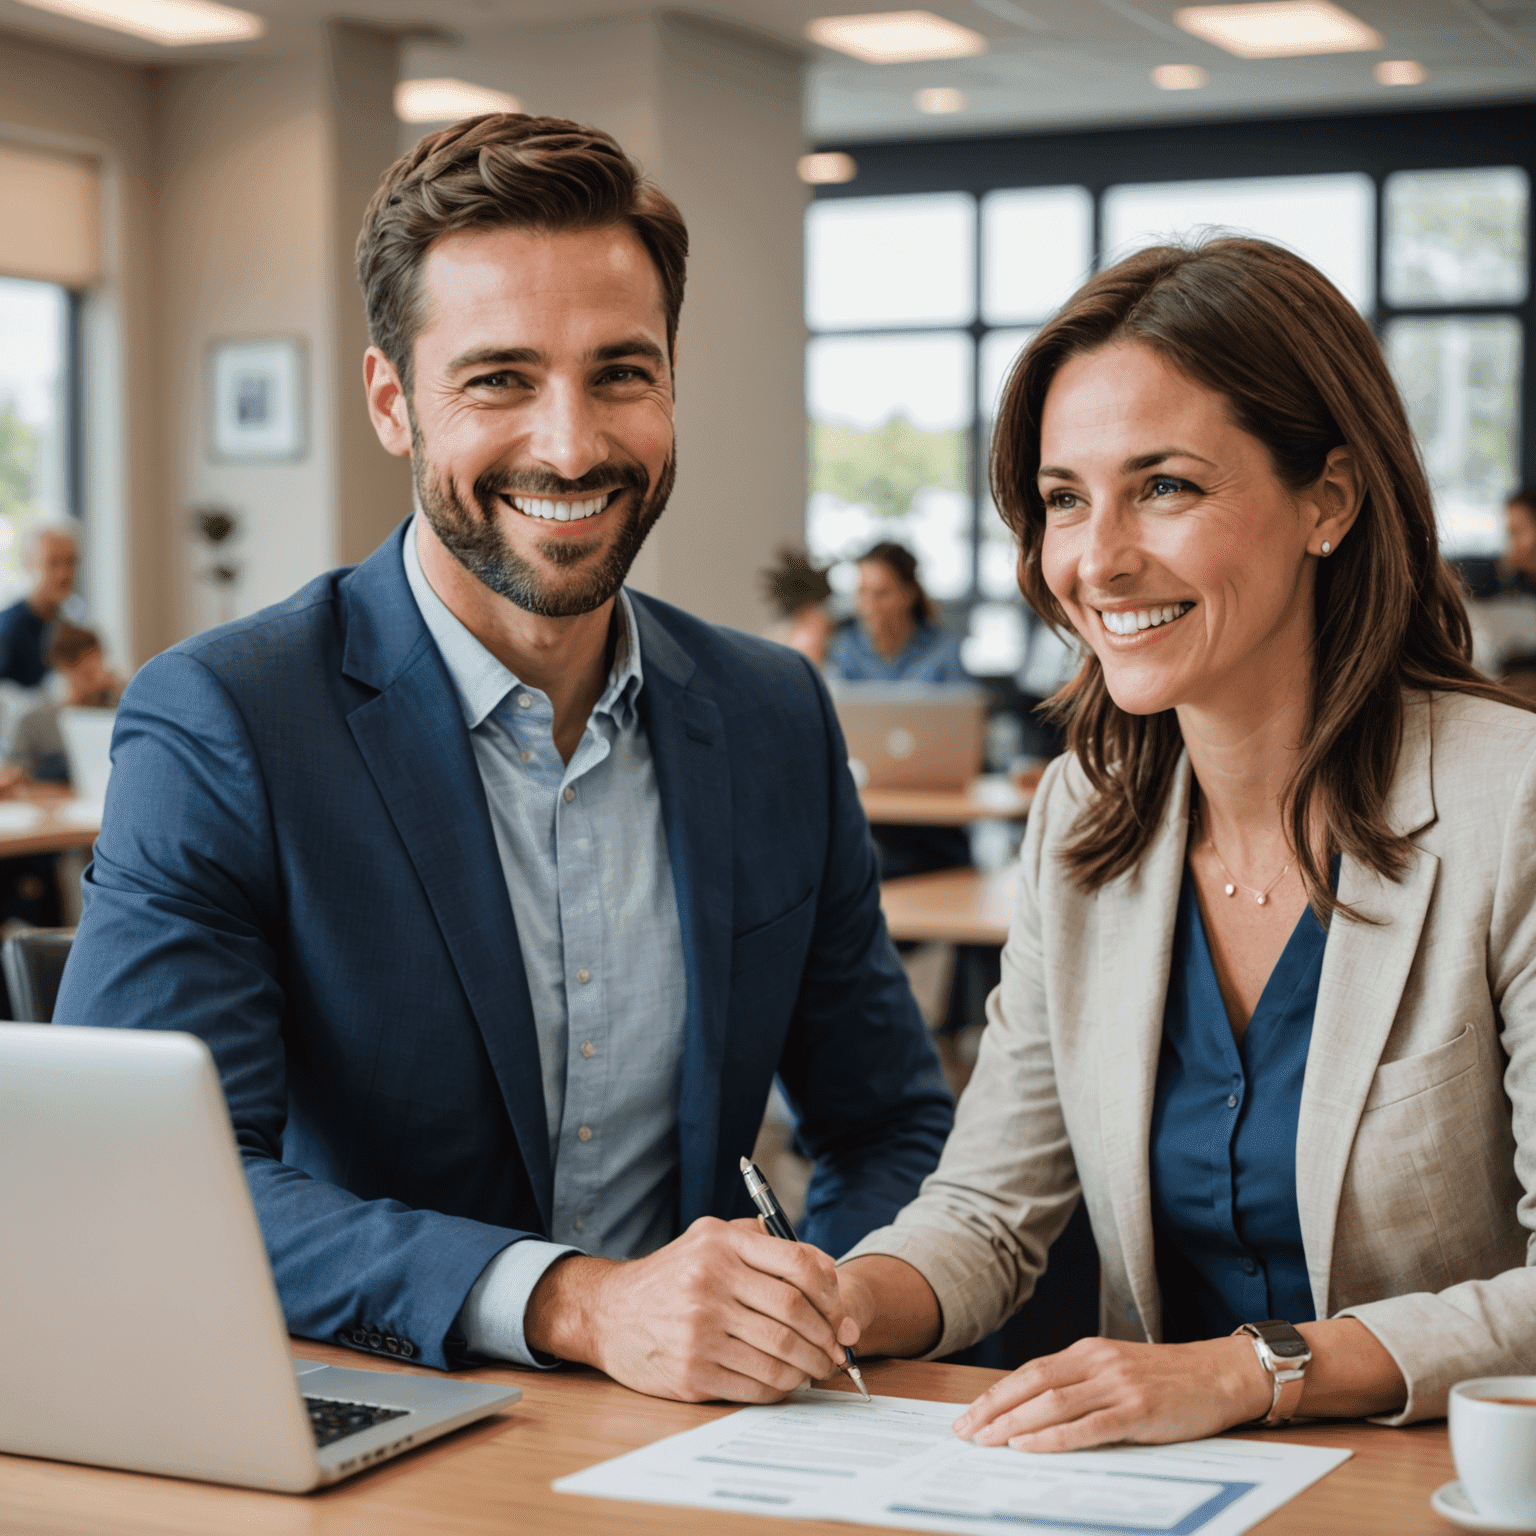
top-left (1037, 341), bottom-right (1324, 722)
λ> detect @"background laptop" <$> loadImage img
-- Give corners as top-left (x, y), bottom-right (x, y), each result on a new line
top-left (56, 705), bottom-right (115, 811)
top-left (0, 1024), bottom-right (520, 1493)
top-left (828, 682), bottom-right (987, 792)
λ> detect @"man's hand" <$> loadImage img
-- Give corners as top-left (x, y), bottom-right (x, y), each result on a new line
top-left (949, 1336), bottom-right (1271, 1451)
top-left (524, 1216), bottom-right (860, 1403)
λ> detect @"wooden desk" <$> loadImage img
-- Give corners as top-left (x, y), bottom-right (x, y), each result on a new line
top-left (0, 796), bottom-right (99, 859)
top-left (0, 1344), bottom-right (1460, 1535)
top-left (861, 779), bottom-right (1033, 827)
top-left (881, 864), bottom-right (1019, 946)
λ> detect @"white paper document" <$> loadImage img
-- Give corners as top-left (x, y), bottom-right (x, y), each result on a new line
top-left (555, 1389), bottom-right (1351, 1534)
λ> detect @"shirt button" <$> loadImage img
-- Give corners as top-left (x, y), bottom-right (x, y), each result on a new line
top-left (573, 1218), bottom-right (584, 1231)
top-left (1241, 1257), bottom-right (1258, 1275)
top-left (520, 750), bottom-right (531, 763)
top-left (1227, 1094), bottom-right (1239, 1108)
top-left (563, 786), bottom-right (575, 803)
top-left (576, 968), bottom-right (591, 984)
top-left (580, 1040), bottom-right (596, 1058)
top-left (577, 1125), bottom-right (593, 1142)
top-left (517, 694), bottom-right (532, 709)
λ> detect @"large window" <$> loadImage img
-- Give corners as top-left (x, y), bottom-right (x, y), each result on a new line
top-left (807, 106), bottom-right (1534, 675)
top-left (0, 275), bottom-right (73, 589)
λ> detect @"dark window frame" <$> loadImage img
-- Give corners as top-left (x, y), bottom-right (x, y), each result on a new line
top-left (811, 101), bottom-right (1536, 627)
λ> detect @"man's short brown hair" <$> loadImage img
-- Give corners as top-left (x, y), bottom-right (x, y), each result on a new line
top-left (356, 114), bottom-right (689, 395)
top-left (49, 622), bottom-right (100, 670)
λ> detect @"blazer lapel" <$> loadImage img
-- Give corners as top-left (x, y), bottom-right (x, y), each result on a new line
top-left (338, 529), bottom-right (555, 1231)
top-left (1097, 756), bottom-right (1193, 1341)
top-left (631, 595), bottom-right (733, 1227)
top-left (1297, 694), bottom-right (1439, 1320)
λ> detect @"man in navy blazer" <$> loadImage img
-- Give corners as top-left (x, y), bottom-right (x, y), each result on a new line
top-left (56, 114), bottom-right (952, 1400)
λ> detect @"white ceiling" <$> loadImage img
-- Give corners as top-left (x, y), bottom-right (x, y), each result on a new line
top-left (0, 0), bottom-right (1532, 141)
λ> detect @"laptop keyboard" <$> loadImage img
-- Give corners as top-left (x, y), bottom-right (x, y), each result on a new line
top-left (304, 1395), bottom-right (409, 1448)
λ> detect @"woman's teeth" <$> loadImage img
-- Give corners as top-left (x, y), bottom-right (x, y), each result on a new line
top-left (511, 493), bottom-right (611, 522)
top-left (1100, 602), bottom-right (1193, 637)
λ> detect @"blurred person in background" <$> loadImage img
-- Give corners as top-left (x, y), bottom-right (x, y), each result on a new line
top-left (760, 547), bottom-right (836, 666)
top-left (6, 624), bottom-right (121, 786)
top-left (0, 523), bottom-right (77, 688)
top-left (1461, 488), bottom-right (1536, 695)
top-left (825, 541), bottom-right (968, 684)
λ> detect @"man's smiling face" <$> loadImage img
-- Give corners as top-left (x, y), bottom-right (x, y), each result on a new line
top-left (402, 222), bottom-right (677, 617)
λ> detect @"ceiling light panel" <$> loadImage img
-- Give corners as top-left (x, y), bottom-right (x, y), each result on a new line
top-left (13, 0), bottom-right (262, 45)
top-left (395, 79), bottom-right (521, 124)
top-left (1175, 2), bottom-right (1383, 58)
top-left (799, 152), bottom-right (859, 185)
top-left (915, 87), bottom-right (968, 113)
top-left (1374, 59), bottom-right (1427, 85)
top-left (808, 11), bottom-right (988, 64)
top-left (1151, 64), bottom-right (1209, 89)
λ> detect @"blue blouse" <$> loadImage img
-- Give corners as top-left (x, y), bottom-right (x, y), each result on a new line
top-left (1149, 865), bottom-right (1335, 1341)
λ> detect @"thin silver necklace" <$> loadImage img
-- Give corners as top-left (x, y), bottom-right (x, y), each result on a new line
top-left (1194, 801), bottom-right (1291, 906)
top-left (1203, 832), bottom-right (1290, 906)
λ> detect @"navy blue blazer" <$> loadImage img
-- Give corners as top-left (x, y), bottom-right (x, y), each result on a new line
top-left (55, 525), bottom-right (953, 1369)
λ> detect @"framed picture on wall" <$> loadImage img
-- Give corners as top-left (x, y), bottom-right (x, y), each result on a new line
top-left (208, 337), bottom-right (306, 462)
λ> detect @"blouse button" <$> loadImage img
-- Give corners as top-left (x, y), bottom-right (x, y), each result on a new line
top-left (1241, 1257), bottom-right (1258, 1275)
top-left (1226, 1094), bottom-right (1239, 1108)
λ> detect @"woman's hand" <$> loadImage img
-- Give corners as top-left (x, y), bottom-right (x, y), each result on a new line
top-left (951, 1336), bottom-right (1272, 1451)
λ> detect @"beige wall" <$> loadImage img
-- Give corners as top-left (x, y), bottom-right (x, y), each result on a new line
top-left (400, 14), bottom-right (809, 631)
top-left (155, 55), bottom-right (336, 636)
top-left (156, 29), bottom-right (407, 636)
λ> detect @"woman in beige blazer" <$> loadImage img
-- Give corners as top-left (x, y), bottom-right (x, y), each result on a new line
top-left (832, 238), bottom-right (1536, 1448)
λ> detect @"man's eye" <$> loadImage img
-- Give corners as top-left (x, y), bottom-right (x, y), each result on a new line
top-left (600, 367), bottom-right (652, 386)
top-left (469, 372), bottom-right (515, 389)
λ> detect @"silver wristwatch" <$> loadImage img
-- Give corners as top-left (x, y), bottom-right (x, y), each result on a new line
top-left (1232, 1320), bottom-right (1311, 1426)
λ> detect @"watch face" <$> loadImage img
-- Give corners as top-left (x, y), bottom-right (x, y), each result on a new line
top-left (1252, 1321), bottom-right (1309, 1358)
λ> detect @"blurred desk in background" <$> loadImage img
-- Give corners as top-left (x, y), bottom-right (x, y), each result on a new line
top-left (0, 796), bottom-right (100, 859)
top-left (859, 776), bottom-right (1033, 827)
top-left (880, 864), bottom-right (1018, 946)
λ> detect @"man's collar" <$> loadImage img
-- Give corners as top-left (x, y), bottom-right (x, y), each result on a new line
top-left (400, 513), bottom-right (643, 730)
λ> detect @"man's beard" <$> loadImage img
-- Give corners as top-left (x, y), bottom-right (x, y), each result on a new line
top-left (411, 417), bottom-right (675, 619)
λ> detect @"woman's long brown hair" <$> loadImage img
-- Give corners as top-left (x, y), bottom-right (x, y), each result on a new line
top-left (991, 237), bottom-right (1526, 918)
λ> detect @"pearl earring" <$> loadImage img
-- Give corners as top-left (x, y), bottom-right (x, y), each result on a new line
top-left (1320, 541), bottom-right (1332, 555)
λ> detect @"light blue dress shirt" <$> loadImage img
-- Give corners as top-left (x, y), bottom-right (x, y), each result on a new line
top-left (402, 519), bottom-right (688, 1367)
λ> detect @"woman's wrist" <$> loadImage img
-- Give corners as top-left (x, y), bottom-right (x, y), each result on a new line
top-left (835, 1254), bottom-right (943, 1359)
top-left (1217, 1334), bottom-right (1278, 1424)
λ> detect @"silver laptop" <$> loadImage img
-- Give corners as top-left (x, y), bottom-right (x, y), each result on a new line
top-left (0, 1025), bottom-right (521, 1492)
top-left (829, 682), bottom-right (987, 791)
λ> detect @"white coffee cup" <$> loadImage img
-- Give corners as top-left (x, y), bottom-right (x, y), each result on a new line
top-left (1449, 1376), bottom-right (1536, 1526)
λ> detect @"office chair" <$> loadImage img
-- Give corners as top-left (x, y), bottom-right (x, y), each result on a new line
top-left (1, 928), bottom-right (75, 1023)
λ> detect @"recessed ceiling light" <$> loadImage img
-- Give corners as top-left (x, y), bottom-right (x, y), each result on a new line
top-left (798, 152), bottom-right (859, 185)
top-left (394, 79), bottom-right (521, 124)
top-left (915, 86), bottom-right (968, 113)
top-left (12, 0), bottom-right (262, 45)
top-left (1374, 59), bottom-right (1427, 85)
top-left (1151, 64), bottom-right (1210, 89)
top-left (1175, 1), bottom-right (1382, 58)
top-left (807, 11), bottom-right (988, 64)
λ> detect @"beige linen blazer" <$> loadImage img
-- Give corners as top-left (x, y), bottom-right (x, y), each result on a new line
top-left (843, 689), bottom-right (1536, 1423)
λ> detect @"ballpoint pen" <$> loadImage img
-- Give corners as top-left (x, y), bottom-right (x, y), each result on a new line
top-left (739, 1155), bottom-right (871, 1403)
